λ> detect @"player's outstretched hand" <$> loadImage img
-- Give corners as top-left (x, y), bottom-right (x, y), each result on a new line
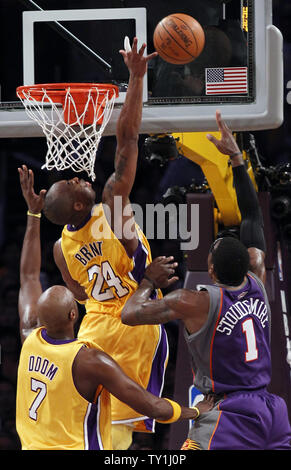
top-left (18, 165), bottom-right (47, 214)
top-left (206, 110), bottom-right (242, 158)
top-left (144, 256), bottom-right (179, 289)
top-left (195, 394), bottom-right (215, 416)
top-left (119, 37), bottom-right (158, 78)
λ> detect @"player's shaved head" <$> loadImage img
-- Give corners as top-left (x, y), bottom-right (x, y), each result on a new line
top-left (43, 178), bottom-right (96, 226)
top-left (43, 181), bottom-right (76, 225)
top-left (37, 285), bottom-right (78, 335)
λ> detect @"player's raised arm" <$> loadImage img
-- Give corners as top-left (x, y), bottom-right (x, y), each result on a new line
top-left (102, 38), bottom-right (157, 256)
top-left (207, 110), bottom-right (266, 283)
top-left (18, 166), bottom-right (46, 343)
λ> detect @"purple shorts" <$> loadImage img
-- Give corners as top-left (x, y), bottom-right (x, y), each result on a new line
top-left (185, 389), bottom-right (291, 450)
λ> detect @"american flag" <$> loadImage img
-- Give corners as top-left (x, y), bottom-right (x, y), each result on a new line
top-left (205, 67), bottom-right (248, 95)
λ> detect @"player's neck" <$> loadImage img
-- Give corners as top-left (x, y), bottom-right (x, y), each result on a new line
top-left (215, 276), bottom-right (248, 290)
top-left (45, 328), bottom-right (75, 341)
top-left (69, 208), bottom-right (92, 229)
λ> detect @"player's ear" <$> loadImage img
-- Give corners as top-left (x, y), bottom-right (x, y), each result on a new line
top-left (68, 309), bottom-right (77, 322)
top-left (74, 201), bottom-right (84, 211)
top-left (208, 263), bottom-right (215, 279)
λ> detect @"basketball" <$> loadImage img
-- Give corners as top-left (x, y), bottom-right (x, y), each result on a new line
top-left (153, 13), bottom-right (205, 65)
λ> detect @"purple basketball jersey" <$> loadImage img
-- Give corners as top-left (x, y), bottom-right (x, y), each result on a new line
top-left (184, 272), bottom-right (291, 450)
top-left (184, 272), bottom-right (271, 394)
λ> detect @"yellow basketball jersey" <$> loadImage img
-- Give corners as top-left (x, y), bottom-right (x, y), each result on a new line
top-left (61, 203), bottom-right (161, 318)
top-left (16, 327), bottom-right (112, 450)
top-left (60, 203), bottom-right (167, 428)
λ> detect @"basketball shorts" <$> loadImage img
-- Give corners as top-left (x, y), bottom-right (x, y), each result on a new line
top-left (78, 312), bottom-right (169, 431)
top-left (182, 388), bottom-right (291, 450)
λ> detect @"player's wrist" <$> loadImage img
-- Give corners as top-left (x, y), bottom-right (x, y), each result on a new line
top-left (156, 399), bottom-right (182, 424)
top-left (142, 275), bottom-right (157, 290)
top-left (229, 151), bottom-right (243, 159)
top-left (27, 209), bottom-right (41, 218)
top-left (192, 406), bottom-right (200, 419)
top-left (229, 151), bottom-right (244, 167)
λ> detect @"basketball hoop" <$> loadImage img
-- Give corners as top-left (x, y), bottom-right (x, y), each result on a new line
top-left (16, 83), bottom-right (119, 181)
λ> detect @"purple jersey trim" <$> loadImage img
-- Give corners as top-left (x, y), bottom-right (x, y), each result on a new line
top-left (41, 328), bottom-right (77, 345)
top-left (209, 288), bottom-right (224, 393)
top-left (130, 240), bottom-right (157, 299)
top-left (85, 400), bottom-right (103, 450)
top-left (144, 325), bottom-right (169, 431)
top-left (67, 212), bottom-right (92, 232)
top-left (130, 239), bottom-right (148, 284)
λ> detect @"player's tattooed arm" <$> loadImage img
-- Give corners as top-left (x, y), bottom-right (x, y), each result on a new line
top-left (102, 175), bottom-right (115, 200)
top-left (101, 39), bottom-right (157, 255)
top-left (122, 256), bottom-right (209, 333)
top-left (122, 284), bottom-right (208, 334)
top-left (102, 39), bottom-right (150, 204)
top-left (102, 152), bottom-right (130, 198)
top-left (115, 153), bottom-right (128, 182)
top-left (122, 284), bottom-right (180, 326)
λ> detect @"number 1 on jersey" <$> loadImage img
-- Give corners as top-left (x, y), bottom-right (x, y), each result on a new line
top-left (242, 318), bottom-right (258, 362)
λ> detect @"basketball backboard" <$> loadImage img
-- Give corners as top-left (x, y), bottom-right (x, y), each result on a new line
top-left (0, 0), bottom-right (283, 138)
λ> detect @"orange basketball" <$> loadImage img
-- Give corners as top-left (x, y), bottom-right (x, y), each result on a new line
top-left (153, 13), bottom-right (205, 65)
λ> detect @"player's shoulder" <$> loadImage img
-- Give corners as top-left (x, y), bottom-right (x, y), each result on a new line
top-left (73, 344), bottom-right (119, 387)
top-left (74, 343), bottom-right (112, 369)
top-left (165, 287), bottom-right (210, 314)
top-left (180, 286), bottom-right (211, 299)
top-left (247, 270), bottom-right (267, 294)
top-left (53, 237), bottom-right (63, 257)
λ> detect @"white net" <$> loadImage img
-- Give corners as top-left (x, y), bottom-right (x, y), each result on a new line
top-left (17, 84), bottom-right (118, 181)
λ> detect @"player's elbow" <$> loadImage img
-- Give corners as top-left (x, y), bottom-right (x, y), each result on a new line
top-left (20, 272), bottom-right (39, 287)
top-left (121, 312), bottom-right (133, 326)
top-left (117, 127), bottom-right (139, 145)
top-left (121, 307), bottom-right (138, 326)
top-left (19, 307), bottom-right (39, 343)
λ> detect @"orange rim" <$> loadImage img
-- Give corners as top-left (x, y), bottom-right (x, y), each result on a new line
top-left (16, 82), bottom-right (119, 102)
top-left (16, 82), bottom-right (119, 125)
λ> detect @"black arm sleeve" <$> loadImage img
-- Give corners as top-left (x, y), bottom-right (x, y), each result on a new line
top-left (232, 164), bottom-right (266, 252)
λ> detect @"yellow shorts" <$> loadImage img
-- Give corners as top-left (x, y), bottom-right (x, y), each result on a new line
top-left (78, 312), bottom-right (168, 431)
top-left (111, 424), bottom-right (134, 450)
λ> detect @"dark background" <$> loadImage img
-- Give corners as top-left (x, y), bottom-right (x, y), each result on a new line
top-left (0, 0), bottom-right (290, 450)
